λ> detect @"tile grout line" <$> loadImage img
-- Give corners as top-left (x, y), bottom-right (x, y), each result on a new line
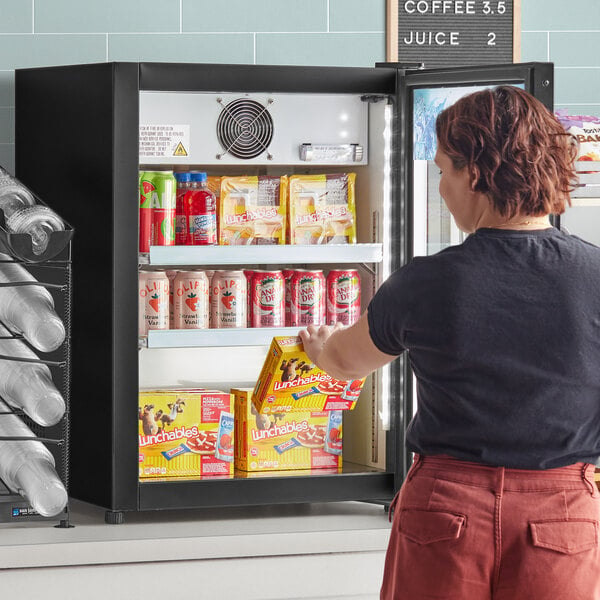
top-left (547, 31), bottom-right (550, 61)
top-left (180, 0), bottom-right (183, 33)
top-left (253, 33), bottom-right (256, 64)
top-left (106, 33), bottom-right (109, 61)
top-left (31, 0), bottom-right (35, 33)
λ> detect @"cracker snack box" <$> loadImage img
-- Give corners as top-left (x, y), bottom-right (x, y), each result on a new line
top-left (252, 336), bottom-right (364, 414)
top-left (219, 175), bottom-right (287, 245)
top-left (233, 388), bottom-right (342, 472)
top-left (288, 173), bottom-right (357, 245)
top-left (138, 390), bottom-right (234, 479)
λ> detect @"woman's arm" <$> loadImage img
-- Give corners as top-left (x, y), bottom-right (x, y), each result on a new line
top-left (298, 310), bottom-right (399, 381)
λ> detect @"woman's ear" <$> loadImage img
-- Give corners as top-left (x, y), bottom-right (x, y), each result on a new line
top-left (468, 166), bottom-right (479, 192)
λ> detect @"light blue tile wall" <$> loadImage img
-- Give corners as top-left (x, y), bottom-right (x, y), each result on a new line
top-left (521, 0), bottom-right (600, 117)
top-left (0, 0), bottom-right (598, 173)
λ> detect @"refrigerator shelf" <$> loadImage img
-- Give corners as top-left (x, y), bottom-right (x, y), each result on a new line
top-left (141, 243), bottom-right (383, 267)
top-left (570, 197), bottom-right (600, 207)
top-left (138, 463), bottom-right (394, 510)
top-left (143, 327), bottom-right (301, 348)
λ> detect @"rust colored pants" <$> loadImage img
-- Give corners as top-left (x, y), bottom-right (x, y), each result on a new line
top-left (381, 455), bottom-right (600, 600)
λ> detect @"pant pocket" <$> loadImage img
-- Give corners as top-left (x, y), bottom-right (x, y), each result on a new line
top-left (399, 508), bottom-right (465, 544)
top-left (529, 519), bottom-right (599, 555)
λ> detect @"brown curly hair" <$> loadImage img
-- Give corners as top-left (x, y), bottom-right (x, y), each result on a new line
top-left (435, 86), bottom-right (577, 217)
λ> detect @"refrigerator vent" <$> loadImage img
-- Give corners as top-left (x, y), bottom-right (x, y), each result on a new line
top-left (216, 97), bottom-right (274, 160)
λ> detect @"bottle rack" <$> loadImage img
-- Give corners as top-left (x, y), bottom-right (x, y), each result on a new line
top-left (0, 202), bottom-right (72, 526)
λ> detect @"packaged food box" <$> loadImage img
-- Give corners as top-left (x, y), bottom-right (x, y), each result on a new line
top-left (233, 388), bottom-right (342, 472)
top-left (288, 173), bottom-right (357, 245)
top-left (252, 336), bottom-right (364, 414)
top-left (138, 390), bottom-right (234, 479)
top-left (219, 175), bottom-right (287, 245)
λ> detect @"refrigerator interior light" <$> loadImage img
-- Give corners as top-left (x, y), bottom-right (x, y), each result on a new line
top-left (379, 102), bottom-right (393, 432)
top-left (299, 143), bottom-right (363, 162)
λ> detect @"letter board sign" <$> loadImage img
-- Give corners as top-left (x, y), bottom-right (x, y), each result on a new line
top-left (392, 0), bottom-right (518, 68)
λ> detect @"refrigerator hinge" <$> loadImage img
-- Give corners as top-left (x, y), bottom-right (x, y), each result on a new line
top-left (360, 95), bottom-right (387, 104)
top-left (375, 61), bottom-right (425, 71)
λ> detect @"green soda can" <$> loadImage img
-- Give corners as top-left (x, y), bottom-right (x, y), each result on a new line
top-left (139, 170), bottom-right (176, 253)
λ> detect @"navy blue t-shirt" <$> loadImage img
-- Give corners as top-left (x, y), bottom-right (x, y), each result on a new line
top-left (368, 227), bottom-right (600, 469)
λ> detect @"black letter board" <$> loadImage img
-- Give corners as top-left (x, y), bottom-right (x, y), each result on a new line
top-left (393, 0), bottom-right (517, 68)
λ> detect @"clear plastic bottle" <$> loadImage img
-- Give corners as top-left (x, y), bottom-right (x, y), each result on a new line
top-left (0, 252), bottom-right (66, 352)
top-left (185, 172), bottom-right (217, 245)
top-left (174, 172), bottom-right (191, 245)
top-left (0, 167), bottom-right (65, 256)
top-left (0, 324), bottom-right (65, 426)
top-left (0, 399), bottom-right (68, 517)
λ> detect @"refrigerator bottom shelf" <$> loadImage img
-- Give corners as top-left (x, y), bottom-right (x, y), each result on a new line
top-left (138, 463), bottom-right (394, 511)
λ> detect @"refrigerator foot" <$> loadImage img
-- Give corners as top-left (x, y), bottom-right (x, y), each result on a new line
top-left (105, 510), bottom-right (125, 525)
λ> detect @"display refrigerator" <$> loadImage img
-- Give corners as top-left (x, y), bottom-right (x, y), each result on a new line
top-left (14, 60), bottom-right (553, 523)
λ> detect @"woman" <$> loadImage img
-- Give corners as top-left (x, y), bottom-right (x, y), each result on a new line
top-left (299, 86), bottom-right (600, 600)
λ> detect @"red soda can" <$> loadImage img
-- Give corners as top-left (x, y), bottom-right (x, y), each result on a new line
top-left (251, 270), bottom-right (285, 328)
top-left (139, 170), bottom-right (176, 253)
top-left (210, 270), bottom-right (247, 328)
top-left (243, 270), bottom-right (255, 327)
top-left (282, 269), bottom-right (295, 326)
top-left (289, 270), bottom-right (326, 327)
top-left (326, 269), bottom-right (361, 326)
top-left (174, 172), bottom-right (191, 245)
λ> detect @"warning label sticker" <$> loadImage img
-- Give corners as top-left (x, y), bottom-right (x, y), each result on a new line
top-left (139, 124), bottom-right (190, 159)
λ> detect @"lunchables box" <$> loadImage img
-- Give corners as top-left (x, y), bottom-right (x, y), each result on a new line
top-left (233, 388), bottom-right (342, 472)
top-left (252, 336), bottom-right (365, 414)
top-left (138, 390), bottom-right (234, 479)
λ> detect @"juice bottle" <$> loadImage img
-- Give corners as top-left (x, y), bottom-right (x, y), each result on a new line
top-left (174, 172), bottom-right (191, 245)
top-left (185, 172), bottom-right (217, 245)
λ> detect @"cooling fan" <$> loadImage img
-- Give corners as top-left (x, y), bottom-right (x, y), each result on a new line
top-left (216, 97), bottom-right (274, 160)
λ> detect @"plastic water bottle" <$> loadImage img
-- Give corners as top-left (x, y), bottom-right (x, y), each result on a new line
top-left (0, 324), bottom-right (65, 426)
top-left (0, 399), bottom-right (68, 517)
top-left (0, 252), bottom-right (66, 352)
top-left (185, 172), bottom-right (217, 245)
top-left (0, 167), bottom-right (65, 256)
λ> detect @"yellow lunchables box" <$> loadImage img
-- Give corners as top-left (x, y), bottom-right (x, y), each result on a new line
top-left (233, 388), bottom-right (342, 472)
top-left (138, 390), bottom-right (234, 479)
top-left (252, 336), bottom-right (365, 414)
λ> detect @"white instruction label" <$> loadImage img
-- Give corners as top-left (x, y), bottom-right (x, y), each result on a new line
top-left (139, 124), bottom-right (190, 158)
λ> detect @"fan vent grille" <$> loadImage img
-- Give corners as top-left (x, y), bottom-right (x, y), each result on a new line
top-left (216, 98), bottom-right (274, 160)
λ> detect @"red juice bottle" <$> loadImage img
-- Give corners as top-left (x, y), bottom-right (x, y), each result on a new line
top-left (185, 172), bottom-right (217, 245)
top-left (174, 172), bottom-right (191, 245)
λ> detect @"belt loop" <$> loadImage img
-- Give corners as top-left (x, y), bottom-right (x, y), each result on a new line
top-left (407, 453), bottom-right (423, 482)
top-left (582, 463), bottom-right (597, 496)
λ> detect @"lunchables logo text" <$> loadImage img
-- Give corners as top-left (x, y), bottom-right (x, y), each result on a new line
top-left (273, 373), bottom-right (331, 391)
top-left (139, 425), bottom-right (200, 447)
top-left (251, 419), bottom-right (310, 441)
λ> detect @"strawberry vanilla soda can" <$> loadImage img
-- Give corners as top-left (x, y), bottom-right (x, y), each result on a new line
top-left (289, 270), bottom-right (326, 327)
top-left (250, 270), bottom-right (285, 328)
top-left (139, 271), bottom-right (170, 336)
top-left (326, 269), bottom-right (361, 326)
top-left (173, 270), bottom-right (210, 329)
top-left (139, 171), bottom-right (176, 253)
top-left (210, 270), bottom-right (247, 328)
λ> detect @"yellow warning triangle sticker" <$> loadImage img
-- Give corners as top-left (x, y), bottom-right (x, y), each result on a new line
top-left (173, 142), bottom-right (188, 157)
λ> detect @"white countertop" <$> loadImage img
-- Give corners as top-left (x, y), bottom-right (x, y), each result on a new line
top-left (0, 499), bottom-right (392, 570)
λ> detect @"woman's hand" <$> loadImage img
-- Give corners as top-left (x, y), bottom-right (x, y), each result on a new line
top-left (299, 322), bottom-right (344, 368)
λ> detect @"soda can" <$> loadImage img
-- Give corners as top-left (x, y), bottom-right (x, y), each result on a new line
top-left (326, 269), bottom-right (361, 326)
top-left (210, 270), bottom-right (247, 328)
top-left (139, 170), bottom-right (176, 253)
top-left (243, 269), bottom-right (255, 327)
top-left (289, 270), bottom-right (326, 327)
top-left (251, 270), bottom-right (285, 328)
top-left (165, 270), bottom-right (178, 328)
top-left (282, 269), bottom-right (295, 327)
top-left (173, 270), bottom-right (210, 329)
top-left (139, 270), bottom-right (170, 336)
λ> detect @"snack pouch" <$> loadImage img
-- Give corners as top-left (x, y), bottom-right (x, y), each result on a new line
top-left (288, 173), bottom-right (357, 244)
top-left (219, 175), bottom-right (287, 245)
top-left (555, 109), bottom-right (600, 163)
